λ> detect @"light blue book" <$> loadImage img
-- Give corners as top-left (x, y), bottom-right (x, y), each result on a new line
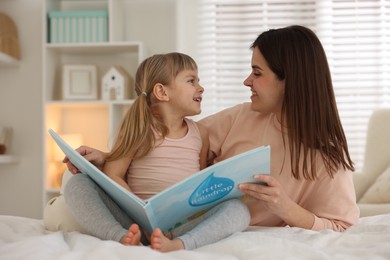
top-left (49, 129), bottom-right (270, 234)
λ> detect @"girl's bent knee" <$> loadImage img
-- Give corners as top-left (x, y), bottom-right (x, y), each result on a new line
top-left (65, 174), bottom-right (91, 189)
top-left (64, 174), bottom-right (94, 199)
top-left (226, 199), bottom-right (251, 227)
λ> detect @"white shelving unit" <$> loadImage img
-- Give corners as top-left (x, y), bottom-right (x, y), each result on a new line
top-left (43, 0), bottom-right (144, 199)
top-left (0, 155), bottom-right (19, 164)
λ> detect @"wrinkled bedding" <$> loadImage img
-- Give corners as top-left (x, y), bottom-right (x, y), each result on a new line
top-left (1, 214), bottom-right (390, 259)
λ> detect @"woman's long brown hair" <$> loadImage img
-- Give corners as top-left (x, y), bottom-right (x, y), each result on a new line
top-left (251, 25), bottom-right (354, 180)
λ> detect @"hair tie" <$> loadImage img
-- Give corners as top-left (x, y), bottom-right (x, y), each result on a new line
top-left (141, 92), bottom-right (147, 97)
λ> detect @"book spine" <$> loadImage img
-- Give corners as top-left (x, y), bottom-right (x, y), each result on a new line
top-left (144, 203), bottom-right (157, 234)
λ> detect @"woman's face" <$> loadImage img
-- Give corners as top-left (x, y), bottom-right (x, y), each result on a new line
top-left (243, 47), bottom-right (285, 116)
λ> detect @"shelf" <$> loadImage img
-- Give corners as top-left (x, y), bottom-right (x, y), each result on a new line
top-left (45, 42), bottom-right (143, 54)
top-left (0, 52), bottom-right (19, 67)
top-left (43, 0), bottom-right (143, 204)
top-left (46, 188), bottom-right (61, 194)
top-left (47, 99), bottom-right (135, 106)
top-left (0, 155), bottom-right (19, 164)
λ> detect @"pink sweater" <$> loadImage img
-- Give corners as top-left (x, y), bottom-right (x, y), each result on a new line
top-left (127, 118), bottom-right (202, 200)
top-left (199, 103), bottom-right (360, 231)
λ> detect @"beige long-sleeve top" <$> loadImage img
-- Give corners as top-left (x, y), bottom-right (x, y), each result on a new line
top-left (199, 103), bottom-right (360, 231)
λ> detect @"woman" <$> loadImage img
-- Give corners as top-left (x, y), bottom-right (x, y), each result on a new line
top-left (200, 25), bottom-right (359, 231)
top-left (63, 25), bottom-right (359, 233)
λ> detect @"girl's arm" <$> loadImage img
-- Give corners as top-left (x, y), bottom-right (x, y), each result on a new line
top-left (104, 156), bottom-right (133, 193)
top-left (196, 123), bottom-right (210, 170)
top-left (64, 145), bottom-right (108, 174)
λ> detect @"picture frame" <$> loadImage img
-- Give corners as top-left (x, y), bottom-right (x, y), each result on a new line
top-left (62, 64), bottom-right (98, 100)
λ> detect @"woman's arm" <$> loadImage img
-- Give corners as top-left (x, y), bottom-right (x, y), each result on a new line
top-left (239, 170), bottom-right (359, 231)
top-left (198, 104), bottom-right (241, 162)
top-left (196, 123), bottom-right (210, 170)
top-left (239, 175), bottom-right (315, 229)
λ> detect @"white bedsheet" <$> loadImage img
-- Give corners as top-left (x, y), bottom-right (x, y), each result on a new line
top-left (1, 214), bottom-right (390, 259)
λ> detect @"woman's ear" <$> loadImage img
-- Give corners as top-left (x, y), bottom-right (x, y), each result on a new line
top-left (153, 83), bottom-right (169, 101)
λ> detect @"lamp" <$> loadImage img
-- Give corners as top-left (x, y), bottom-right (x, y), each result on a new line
top-left (53, 134), bottom-right (83, 161)
top-left (51, 133), bottom-right (83, 188)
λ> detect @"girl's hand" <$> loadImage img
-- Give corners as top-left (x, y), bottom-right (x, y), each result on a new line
top-left (63, 145), bottom-right (108, 174)
top-left (239, 174), bottom-right (293, 217)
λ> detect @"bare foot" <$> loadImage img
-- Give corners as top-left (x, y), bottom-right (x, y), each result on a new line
top-left (120, 223), bottom-right (142, 246)
top-left (150, 228), bottom-right (184, 252)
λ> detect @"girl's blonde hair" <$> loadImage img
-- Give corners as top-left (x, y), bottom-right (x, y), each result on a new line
top-left (107, 52), bottom-right (198, 161)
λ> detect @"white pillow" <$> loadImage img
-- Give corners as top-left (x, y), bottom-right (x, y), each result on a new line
top-left (359, 165), bottom-right (390, 203)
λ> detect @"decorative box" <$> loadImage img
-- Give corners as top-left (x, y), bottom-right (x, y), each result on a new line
top-left (48, 10), bottom-right (108, 43)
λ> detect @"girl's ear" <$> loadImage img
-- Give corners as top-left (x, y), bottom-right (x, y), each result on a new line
top-left (153, 83), bottom-right (169, 101)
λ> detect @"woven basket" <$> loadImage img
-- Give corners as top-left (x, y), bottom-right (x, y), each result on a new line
top-left (0, 12), bottom-right (20, 59)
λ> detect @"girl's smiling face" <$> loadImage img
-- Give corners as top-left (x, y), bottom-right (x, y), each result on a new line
top-left (168, 69), bottom-right (204, 117)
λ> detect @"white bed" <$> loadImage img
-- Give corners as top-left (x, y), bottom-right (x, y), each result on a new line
top-left (1, 214), bottom-right (390, 259)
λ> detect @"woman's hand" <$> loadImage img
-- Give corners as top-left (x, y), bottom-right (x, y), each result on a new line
top-left (239, 174), bottom-right (315, 229)
top-left (63, 145), bottom-right (108, 174)
top-left (239, 174), bottom-right (293, 216)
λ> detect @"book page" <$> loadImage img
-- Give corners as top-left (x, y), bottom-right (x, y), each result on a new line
top-left (48, 129), bottom-right (153, 232)
top-left (147, 146), bottom-right (270, 232)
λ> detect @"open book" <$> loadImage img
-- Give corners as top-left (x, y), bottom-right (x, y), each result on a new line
top-left (49, 129), bottom-right (270, 234)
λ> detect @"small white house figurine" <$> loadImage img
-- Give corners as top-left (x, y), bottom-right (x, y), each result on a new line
top-left (101, 66), bottom-right (133, 100)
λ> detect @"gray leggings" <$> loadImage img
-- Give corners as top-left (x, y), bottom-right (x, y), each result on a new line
top-left (64, 174), bottom-right (250, 250)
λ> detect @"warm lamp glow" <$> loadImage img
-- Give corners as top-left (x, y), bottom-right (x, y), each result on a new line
top-left (53, 134), bottom-right (83, 161)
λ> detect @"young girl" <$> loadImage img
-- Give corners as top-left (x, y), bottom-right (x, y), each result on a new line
top-left (63, 52), bottom-right (250, 252)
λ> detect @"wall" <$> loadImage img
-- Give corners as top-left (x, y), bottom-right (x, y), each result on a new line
top-left (0, 0), bottom-right (44, 218)
top-left (122, 0), bottom-right (198, 58)
top-left (0, 0), bottom-right (197, 219)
